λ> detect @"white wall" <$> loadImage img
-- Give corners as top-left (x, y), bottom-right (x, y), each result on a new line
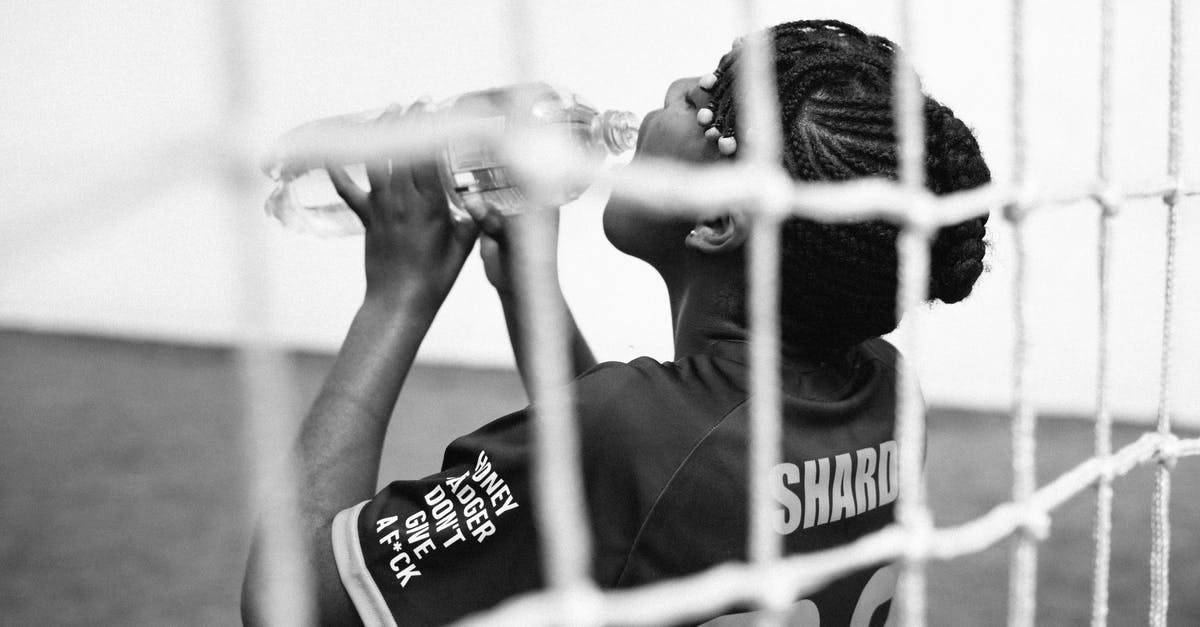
top-left (2, 0), bottom-right (1197, 424)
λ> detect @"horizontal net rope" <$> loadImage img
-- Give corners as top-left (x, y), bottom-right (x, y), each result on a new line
top-left (9, 128), bottom-right (1195, 256)
top-left (451, 432), bottom-right (1200, 627)
top-left (599, 164), bottom-right (1200, 233)
top-left (265, 115), bottom-right (1200, 228)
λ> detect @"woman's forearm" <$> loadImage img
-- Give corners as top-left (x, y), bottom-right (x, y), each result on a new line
top-left (297, 290), bottom-right (437, 510)
top-left (244, 288), bottom-right (440, 626)
top-left (242, 105), bottom-right (480, 624)
top-left (498, 288), bottom-right (597, 397)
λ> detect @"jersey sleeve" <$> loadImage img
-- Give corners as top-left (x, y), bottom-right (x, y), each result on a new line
top-left (331, 411), bottom-right (540, 627)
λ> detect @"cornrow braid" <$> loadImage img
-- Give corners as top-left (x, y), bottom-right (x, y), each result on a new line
top-left (699, 21), bottom-right (891, 146)
top-left (703, 19), bottom-right (991, 352)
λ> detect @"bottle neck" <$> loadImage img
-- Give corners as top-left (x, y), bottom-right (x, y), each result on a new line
top-left (595, 110), bottom-right (640, 154)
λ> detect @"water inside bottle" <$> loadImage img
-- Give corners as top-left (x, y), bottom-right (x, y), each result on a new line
top-left (436, 83), bottom-right (626, 215)
top-left (265, 164), bottom-right (373, 237)
top-left (262, 83), bottom-right (638, 236)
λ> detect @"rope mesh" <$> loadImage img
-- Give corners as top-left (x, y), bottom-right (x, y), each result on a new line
top-left (221, 0), bottom-right (1199, 624)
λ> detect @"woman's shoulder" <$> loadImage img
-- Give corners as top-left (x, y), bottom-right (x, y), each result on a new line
top-left (857, 337), bottom-right (900, 372)
top-left (571, 352), bottom-right (747, 443)
top-left (572, 355), bottom-right (688, 397)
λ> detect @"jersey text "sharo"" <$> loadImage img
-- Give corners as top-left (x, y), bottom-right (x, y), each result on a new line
top-left (770, 440), bottom-right (898, 534)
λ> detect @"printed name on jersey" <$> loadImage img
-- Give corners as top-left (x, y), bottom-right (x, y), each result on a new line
top-left (371, 451), bottom-right (521, 588)
top-left (770, 440), bottom-right (898, 534)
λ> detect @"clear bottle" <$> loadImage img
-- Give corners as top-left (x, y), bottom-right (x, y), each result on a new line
top-left (261, 83), bottom-right (639, 237)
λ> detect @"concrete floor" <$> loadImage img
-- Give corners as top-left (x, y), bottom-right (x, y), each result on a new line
top-left (1, 330), bottom-right (1196, 626)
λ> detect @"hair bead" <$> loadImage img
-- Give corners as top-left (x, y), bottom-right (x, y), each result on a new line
top-left (717, 136), bottom-right (737, 155)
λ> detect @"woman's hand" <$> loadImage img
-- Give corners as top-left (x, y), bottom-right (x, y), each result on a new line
top-left (328, 102), bottom-right (478, 309)
top-left (463, 196), bottom-right (560, 297)
top-left (462, 197), bottom-right (597, 392)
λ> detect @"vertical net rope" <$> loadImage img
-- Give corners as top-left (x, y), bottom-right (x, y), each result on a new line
top-left (1090, 1), bottom-right (1116, 625)
top-left (219, 2), bottom-right (313, 625)
top-left (1006, 0), bottom-right (1041, 626)
top-left (735, 5), bottom-right (787, 625)
top-left (505, 2), bottom-right (599, 622)
top-left (1150, 0), bottom-right (1184, 624)
top-left (893, 1), bottom-right (933, 626)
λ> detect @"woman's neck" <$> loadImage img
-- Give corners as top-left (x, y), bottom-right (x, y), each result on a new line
top-left (666, 270), bottom-right (749, 361)
top-left (663, 264), bottom-right (852, 366)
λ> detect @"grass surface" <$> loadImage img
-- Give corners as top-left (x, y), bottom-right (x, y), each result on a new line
top-left (1, 330), bottom-right (1196, 626)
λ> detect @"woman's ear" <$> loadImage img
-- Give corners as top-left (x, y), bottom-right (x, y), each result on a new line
top-left (684, 213), bottom-right (748, 254)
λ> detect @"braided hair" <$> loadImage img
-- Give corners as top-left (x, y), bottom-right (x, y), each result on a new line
top-left (704, 19), bottom-right (990, 352)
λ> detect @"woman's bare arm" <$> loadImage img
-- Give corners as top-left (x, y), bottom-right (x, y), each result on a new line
top-left (475, 210), bottom-right (598, 396)
top-left (242, 103), bottom-right (478, 626)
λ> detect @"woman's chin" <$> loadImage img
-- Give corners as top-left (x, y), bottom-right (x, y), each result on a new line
top-left (602, 198), bottom-right (688, 265)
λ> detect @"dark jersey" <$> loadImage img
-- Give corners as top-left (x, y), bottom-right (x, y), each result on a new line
top-left (332, 339), bottom-right (904, 626)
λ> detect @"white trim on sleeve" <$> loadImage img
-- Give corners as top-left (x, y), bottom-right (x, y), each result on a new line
top-left (331, 501), bottom-right (399, 627)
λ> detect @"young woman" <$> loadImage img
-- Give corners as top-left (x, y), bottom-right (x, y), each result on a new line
top-left (243, 19), bottom-right (989, 627)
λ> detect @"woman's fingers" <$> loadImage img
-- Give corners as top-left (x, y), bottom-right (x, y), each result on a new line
top-left (454, 211), bottom-right (480, 246)
top-left (688, 77), bottom-right (713, 111)
top-left (367, 104), bottom-right (405, 195)
top-left (460, 196), bottom-right (507, 241)
top-left (391, 101), bottom-right (444, 216)
top-left (326, 161), bottom-right (370, 226)
top-left (409, 154), bottom-right (445, 209)
top-left (478, 232), bottom-right (510, 291)
top-left (407, 133), bottom-right (445, 210)
top-left (479, 232), bottom-right (501, 260)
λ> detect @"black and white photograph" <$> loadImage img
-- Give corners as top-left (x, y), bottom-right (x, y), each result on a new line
top-left (1, 1), bottom-right (1198, 625)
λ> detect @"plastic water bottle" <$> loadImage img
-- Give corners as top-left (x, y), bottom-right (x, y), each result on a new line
top-left (261, 83), bottom-right (640, 237)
